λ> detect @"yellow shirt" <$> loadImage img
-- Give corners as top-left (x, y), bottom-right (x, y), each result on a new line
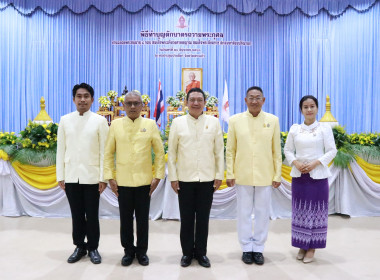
top-left (103, 116), bottom-right (165, 187)
top-left (226, 110), bottom-right (282, 186)
top-left (168, 114), bottom-right (224, 182)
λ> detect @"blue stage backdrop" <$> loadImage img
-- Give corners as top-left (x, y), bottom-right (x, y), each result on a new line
top-left (0, 0), bottom-right (379, 133)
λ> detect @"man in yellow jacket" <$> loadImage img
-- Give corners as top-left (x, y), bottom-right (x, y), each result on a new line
top-left (103, 91), bottom-right (165, 267)
top-left (226, 86), bottom-right (282, 265)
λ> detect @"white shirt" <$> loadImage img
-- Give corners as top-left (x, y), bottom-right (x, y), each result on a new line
top-left (284, 121), bottom-right (337, 179)
top-left (56, 110), bottom-right (109, 184)
top-left (168, 113), bottom-right (224, 182)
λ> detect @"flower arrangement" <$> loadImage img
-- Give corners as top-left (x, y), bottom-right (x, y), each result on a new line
top-left (142, 94), bottom-right (151, 105)
top-left (348, 132), bottom-right (380, 161)
top-left (348, 132), bottom-right (380, 147)
top-left (176, 90), bottom-right (187, 101)
top-left (0, 132), bottom-right (18, 146)
top-left (118, 95), bottom-right (125, 104)
top-left (19, 121), bottom-right (58, 150)
top-left (204, 91), bottom-right (210, 100)
top-left (166, 97), bottom-right (181, 108)
top-left (98, 96), bottom-right (111, 108)
top-left (0, 121), bottom-right (59, 166)
top-left (205, 96), bottom-right (218, 108)
top-left (107, 90), bottom-right (118, 99)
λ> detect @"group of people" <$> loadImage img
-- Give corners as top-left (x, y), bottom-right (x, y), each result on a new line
top-left (56, 83), bottom-right (337, 268)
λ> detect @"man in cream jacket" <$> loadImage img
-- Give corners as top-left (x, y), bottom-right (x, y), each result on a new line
top-left (168, 88), bottom-right (224, 268)
top-left (104, 91), bottom-right (165, 267)
top-left (56, 83), bottom-right (109, 264)
top-left (226, 86), bottom-right (282, 265)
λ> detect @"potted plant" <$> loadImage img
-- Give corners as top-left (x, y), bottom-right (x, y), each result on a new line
top-left (176, 90), bottom-right (187, 101)
top-left (118, 95), bottom-right (125, 105)
top-left (98, 96), bottom-right (111, 110)
top-left (205, 96), bottom-right (218, 111)
top-left (107, 90), bottom-right (118, 103)
top-left (166, 96), bottom-right (181, 110)
top-left (142, 94), bottom-right (151, 106)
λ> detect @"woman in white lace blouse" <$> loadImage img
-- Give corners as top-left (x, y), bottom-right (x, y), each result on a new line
top-left (284, 95), bottom-right (337, 263)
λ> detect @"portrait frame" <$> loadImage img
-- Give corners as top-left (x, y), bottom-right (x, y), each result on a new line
top-left (182, 68), bottom-right (203, 93)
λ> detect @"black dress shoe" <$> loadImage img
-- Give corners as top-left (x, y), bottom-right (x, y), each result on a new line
top-left (253, 252), bottom-right (264, 265)
top-left (180, 255), bottom-right (192, 267)
top-left (121, 254), bottom-right (135, 266)
top-left (67, 247), bottom-right (87, 263)
top-left (242, 252), bottom-right (254, 264)
top-left (195, 255), bottom-right (211, 268)
top-left (88, 250), bottom-right (102, 264)
top-left (136, 254), bottom-right (149, 266)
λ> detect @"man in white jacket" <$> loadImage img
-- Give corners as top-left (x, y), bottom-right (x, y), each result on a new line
top-left (56, 83), bottom-right (109, 264)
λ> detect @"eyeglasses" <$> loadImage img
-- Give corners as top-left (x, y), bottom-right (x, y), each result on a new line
top-left (247, 97), bottom-right (263, 102)
top-left (125, 101), bottom-right (142, 107)
top-left (188, 98), bottom-right (205, 103)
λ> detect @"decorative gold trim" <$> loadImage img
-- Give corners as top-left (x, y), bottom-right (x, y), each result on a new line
top-left (320, 95), bottom-right (338, 122)
top-left (33, 97), bottom-right (53, 122)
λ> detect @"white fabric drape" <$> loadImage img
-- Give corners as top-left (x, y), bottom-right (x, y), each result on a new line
top-left (1, 159), bottom-right (380, 219)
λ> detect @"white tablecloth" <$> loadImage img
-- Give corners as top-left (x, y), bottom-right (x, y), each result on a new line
top-left (1, 160), bottom-right (380, 220)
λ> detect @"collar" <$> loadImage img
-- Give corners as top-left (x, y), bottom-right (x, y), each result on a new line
top-left (187, 112), bottom-right (205, 121)
top-left (75, 110), bottom-right (91, 117)
top-left (245, 109), bottom-right (264, 119)
top-left (301, 120), bottom-right (319, 131)
top-left (124, 115), bottom-right (142, 123)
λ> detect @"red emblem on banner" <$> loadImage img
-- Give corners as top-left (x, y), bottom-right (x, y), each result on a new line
top-left (177, 15), bottom-right (187, 28)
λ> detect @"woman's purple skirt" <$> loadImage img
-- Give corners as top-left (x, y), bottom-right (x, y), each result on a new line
top-left (291, 173), bottom-right (329, 250)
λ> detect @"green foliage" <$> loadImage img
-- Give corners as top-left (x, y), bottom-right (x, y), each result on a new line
top-left (11, 148), bottom-right (56, 166)
top-left (280, 131), bottom-right (288, 162)
top-left (332, 125), bottom-right (349, 150)
top-left (330, 126), bottom-right (355, 168)
top-left (0, 132), bottom-right (18, 145)
top-left (19, 121), bottom-right (58, 150)
top-left (351, 144), bottom-right (380, 162)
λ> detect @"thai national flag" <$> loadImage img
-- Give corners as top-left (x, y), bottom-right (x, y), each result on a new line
top-left (154, 80), bottom-right (165, 127)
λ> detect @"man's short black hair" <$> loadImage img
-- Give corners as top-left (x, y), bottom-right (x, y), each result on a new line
top-left (186, 87), bottom-right (206, 101)
top-left (246, 86), bottom-right (263, 97)
top-left (72, 83), bottom-right (94, 98)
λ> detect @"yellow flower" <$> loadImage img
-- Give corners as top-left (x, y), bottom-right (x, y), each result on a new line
top-left (11, 132), bottom-right (15, 135)
top-left (42, 124), bottom-right (47, 128)
top-left (47, 135), bottom-right (51, 140)
top-left (46, 130), bottom-right (51, 134)
top-left (11, 140), bottom-right (15, 144)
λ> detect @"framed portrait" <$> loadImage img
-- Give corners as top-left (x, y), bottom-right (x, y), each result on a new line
top-left (182, 68), bottom-right (203, 93)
